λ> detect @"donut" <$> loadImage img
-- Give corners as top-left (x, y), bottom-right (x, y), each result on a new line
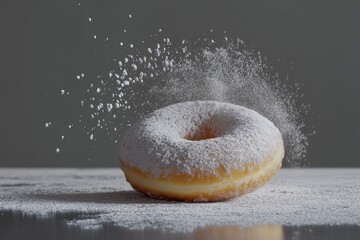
top-left (118, 101), bottom-right (284, 202)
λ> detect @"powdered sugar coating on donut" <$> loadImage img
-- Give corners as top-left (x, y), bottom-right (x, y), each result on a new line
top-left (118, 101), bottom-right (282, 177)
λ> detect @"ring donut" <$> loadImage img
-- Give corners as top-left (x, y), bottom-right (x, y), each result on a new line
top-left (118, 101), bottom-right (284, 202)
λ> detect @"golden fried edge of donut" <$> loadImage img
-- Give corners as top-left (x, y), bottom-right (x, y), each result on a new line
top-left (118, 141), bottom-right (284, 202)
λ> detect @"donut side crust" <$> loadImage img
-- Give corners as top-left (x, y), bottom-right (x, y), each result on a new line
top-left (119, 139), bottom-right (284, 202)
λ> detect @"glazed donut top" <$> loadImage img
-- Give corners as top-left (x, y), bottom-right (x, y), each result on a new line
top-left (118, 101), bottom-right (282, 177)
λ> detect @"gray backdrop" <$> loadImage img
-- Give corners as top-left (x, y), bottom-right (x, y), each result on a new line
top-left (1, 0), bottom-right (359, 167)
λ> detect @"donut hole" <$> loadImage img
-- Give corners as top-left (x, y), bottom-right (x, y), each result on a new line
top-left (183, 122), bottom-right (219, 141)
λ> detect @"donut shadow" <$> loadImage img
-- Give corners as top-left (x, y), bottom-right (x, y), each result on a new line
top-left (31, 191), bottom-right (174, 204)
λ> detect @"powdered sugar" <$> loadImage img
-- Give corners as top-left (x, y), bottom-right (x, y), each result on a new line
top-left (146, 44), bottom-right (311, 167)
top-left (49, 14), bottom-right (311, 166)
top-left (1, 169), bottom-right (359, 232)
top-left (118, 101), bottom-right (282, 177)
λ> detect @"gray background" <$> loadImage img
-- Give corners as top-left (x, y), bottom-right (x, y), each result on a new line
top-left (0, 0), bottom-right (359, 167)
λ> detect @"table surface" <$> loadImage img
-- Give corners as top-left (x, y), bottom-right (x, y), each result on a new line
top-left (0, 168), bottom-right (359, 232)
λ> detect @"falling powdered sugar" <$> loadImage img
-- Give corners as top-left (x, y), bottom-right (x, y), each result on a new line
top-left (144, 42), bottom-right (311, 166)
top-left (53, 30), bottom-right (312, 166)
